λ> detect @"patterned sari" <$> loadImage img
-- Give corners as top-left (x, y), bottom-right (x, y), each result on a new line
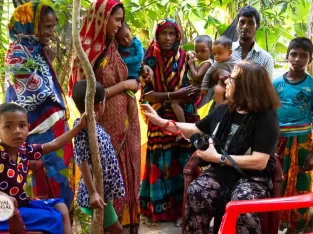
top-left (139, 18), bottom-right (199, 221)
top-left (5, 1), bottom-right (75, 213)
top-left (69, 1), bottom-right (141, 233)
top-left (277, 134), bottom-right (313, 233)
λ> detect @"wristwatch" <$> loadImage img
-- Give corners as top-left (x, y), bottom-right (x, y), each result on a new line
top-left (219, 154), bottom-right (226, 166)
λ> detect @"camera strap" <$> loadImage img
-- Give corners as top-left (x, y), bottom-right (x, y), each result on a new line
top-left (221, 149), bottom-right (251, 179)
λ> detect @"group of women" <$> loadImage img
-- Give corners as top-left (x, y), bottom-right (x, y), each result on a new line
top-left (5, 0), bottom-right (196, 232)
top-left (2, 0), bottom-right (302, 234)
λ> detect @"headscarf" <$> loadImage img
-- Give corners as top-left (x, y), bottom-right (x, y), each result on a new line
top-left (9, 0), bottom-right (54, 41)
top-left (141, 18), bottom-right (188, 95)
top-left (68, 0), bottom-right (124, 96)
top-left (5, 1), bottom-right (68, 132)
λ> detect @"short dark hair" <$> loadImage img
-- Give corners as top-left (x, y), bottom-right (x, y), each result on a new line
top-left (195, 35), bottom-right (212, 48)
top-left (287, 37), bottom-right (313, 58)
top-left (213, 36), bottom-right (232, 50)
top-left (237, 6), bottom-right (260, 26)
top-left (72, 80), bottom-right (105, 114)
top-left (0, 103), bottom-right (27, 119)
top-left (228, 61), bottom-right (280, 112)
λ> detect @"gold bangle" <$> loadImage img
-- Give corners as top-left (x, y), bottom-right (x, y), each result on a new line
top-left (106, 88), bottom-right (110, 97)
top-left (167, 92), bottom-right (171, 101)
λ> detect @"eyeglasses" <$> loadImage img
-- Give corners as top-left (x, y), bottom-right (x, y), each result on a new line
top-left (228, 77), bottom-right (235, 84)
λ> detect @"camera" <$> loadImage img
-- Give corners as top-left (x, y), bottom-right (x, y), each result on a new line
top-left (190, 133), bottom-right (211, 151)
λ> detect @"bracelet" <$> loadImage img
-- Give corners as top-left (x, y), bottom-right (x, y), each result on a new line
top-left (167, 92), bottom-right (171, 101)
top-left (161, 120), bottom-right (187, 140)
top-left (106, 88), bottom-right (110, 97)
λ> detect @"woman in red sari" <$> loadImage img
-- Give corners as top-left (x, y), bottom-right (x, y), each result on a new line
top-left (69, 0), bottom-right (141, 233)
top-left (139, 18), bottom-right (199, 225)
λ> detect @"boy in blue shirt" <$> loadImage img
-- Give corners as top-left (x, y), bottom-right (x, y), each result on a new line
top-left (273, 37), bottom-right (313, 233)
top-left (116, 22), bottom-right (144, 116)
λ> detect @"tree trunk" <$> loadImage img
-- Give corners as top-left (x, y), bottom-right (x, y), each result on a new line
top-left (307, 0), bottom-right (313, 74)
top-left (307, 1), bottom-right (313, 38)
top-left (0, 0), bottom-right (6, 102)
top-left (72, 1), bottom-right (104, 233)
top-left (175, 11), bottom-right (187, 44)
top-left (59, 40), bottom-right (73, 89)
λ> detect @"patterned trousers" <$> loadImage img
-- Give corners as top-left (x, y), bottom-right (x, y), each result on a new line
top-left (184, 171), bottom-right (272, 234)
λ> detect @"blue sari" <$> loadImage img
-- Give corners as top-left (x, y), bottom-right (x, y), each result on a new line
top-left (5, 1), bottom-right (75, 212)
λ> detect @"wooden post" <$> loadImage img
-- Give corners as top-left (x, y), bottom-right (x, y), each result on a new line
top-left (72, 1), bottom-right (104, 233)
top-left (306, 0), bottom-right (313, 75)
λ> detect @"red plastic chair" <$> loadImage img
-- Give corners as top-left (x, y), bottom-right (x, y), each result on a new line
top-left (219, 193), bottom-right (313, 234)
top-left (182, 154), bottom-right (283, 234)
top-left (0, 160), bottom-right (53, 234)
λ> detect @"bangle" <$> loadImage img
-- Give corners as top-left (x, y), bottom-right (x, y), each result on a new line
top-left (106, 88), bottom-right (110, 97)
top-left (161, 120), bottom-right (187, 140)
top-left (167, 92), bottom-right (171, 101)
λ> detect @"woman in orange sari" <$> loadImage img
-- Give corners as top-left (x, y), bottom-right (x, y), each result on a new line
top-left (69, 0), bottom-right (141, 233)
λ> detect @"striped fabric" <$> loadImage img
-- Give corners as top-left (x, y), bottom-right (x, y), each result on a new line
top-left (139, 18), bottom-right (199, 221)
top-left (279, 123), bottom-right (311, 136)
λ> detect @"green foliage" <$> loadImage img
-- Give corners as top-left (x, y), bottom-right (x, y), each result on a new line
top-left (74, 202), bottom-right (91, 234)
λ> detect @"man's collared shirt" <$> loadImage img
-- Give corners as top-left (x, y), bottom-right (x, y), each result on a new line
top-left (232, 41), bottom-right (274, 79)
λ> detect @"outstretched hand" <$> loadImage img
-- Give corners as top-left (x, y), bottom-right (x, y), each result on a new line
top-left (141, 104), bottom-right (163, 126)
top-left (175, 85), bottom-right (200, 103)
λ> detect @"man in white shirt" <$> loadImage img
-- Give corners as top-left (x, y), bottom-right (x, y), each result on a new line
top-left (232, 6), bottom-right (274, 78)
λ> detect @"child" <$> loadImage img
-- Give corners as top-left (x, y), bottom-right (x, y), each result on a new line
top-left (72, 80), bottom-right (125, 234)
top-left (116, 22), bottom-right (144, 116)
top-left (201, 36), bottom-right (238, 104)
top-left (171, 35), bottom-right (212, 123)
top-left (0, 102), bottom-right (86, 234)
top-left (273, 37), bottom-right (313, 234)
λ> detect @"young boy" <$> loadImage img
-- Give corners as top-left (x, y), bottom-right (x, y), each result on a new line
top-left (72, 80), bottom-right (125, 234)
top-left (171, 35), bottom-right (212, 124)
top-left (201, 36), bottom-right (238, 104)
top-left (273, 37), bottom-right (313, 234)
top-left (0, 102), bottom-right (86, 234)
top-left (116, 22), bottom-right (144, 116)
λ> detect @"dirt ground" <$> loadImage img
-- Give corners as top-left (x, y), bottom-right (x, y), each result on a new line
top-left (73, 216), bottom-right (286, 234)
top-left (138, 216), bottom-right (182, 234)
top-left (137, 216), bottom-right (286, 234)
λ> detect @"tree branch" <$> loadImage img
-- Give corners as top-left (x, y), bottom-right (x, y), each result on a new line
top-left (72, 1), bottom-right (104, 233)
top-left (132, 0), bottom-right (158, 14)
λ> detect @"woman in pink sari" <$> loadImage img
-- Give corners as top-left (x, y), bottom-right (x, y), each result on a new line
top-left (69, 0), bottom-right (142, 233)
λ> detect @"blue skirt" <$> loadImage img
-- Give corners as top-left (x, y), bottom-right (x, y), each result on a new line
top-left (0, 198), bottom-right (63, 234)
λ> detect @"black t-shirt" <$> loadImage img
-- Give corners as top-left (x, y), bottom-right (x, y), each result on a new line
top-left (195, 104), bottom-right (279, 176)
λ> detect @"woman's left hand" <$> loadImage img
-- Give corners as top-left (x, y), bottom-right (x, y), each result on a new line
top-left (197, 138), bottom-right (220, 163)
top-left (303, 153), bottom-right (313, 171)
